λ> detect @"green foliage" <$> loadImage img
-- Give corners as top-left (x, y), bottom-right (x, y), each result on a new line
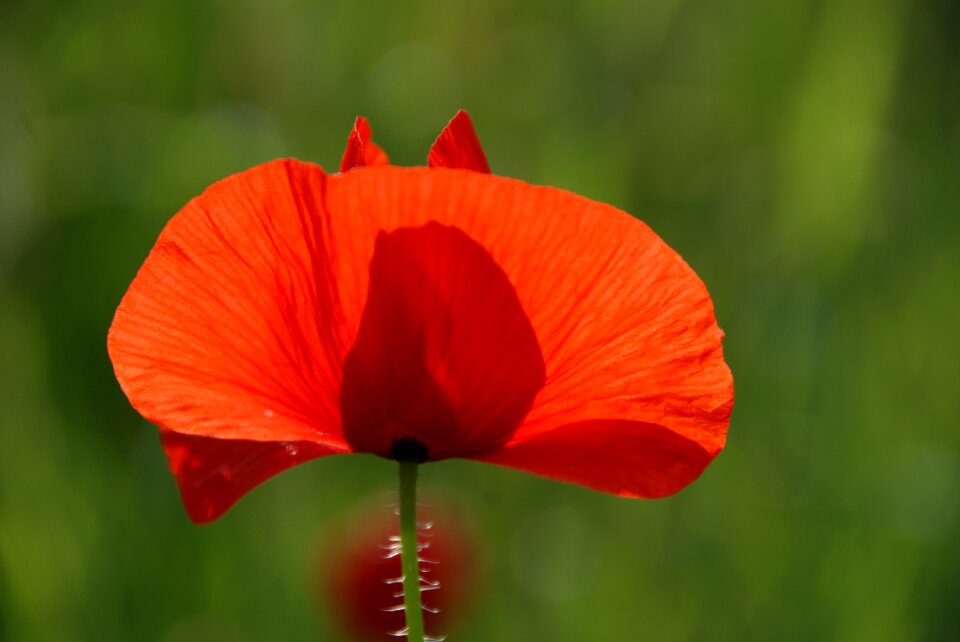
top-left (1, 0), bottom-right (958, 640)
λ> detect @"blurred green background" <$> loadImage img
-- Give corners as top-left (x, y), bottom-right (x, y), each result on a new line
top-left (1, 0), bottom-right (958, 640)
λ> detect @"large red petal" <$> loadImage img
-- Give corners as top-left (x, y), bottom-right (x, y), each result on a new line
top-left (323, 167), bottom-right (732, 494)
top-left (108, 159), bottom-right (351, 447)
top-left (161, 431), bottom-right (341, 523)
top-left (427, 110), bottom-right (491, 173)
top-left (340, 116), bottom-right (389, 172)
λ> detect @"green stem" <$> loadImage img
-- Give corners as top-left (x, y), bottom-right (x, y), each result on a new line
top-left (398, 461), bottom-right (426, 642)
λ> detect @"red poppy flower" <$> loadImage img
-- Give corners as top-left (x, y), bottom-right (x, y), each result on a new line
top-left (108, 110), bottom-right (733, 524)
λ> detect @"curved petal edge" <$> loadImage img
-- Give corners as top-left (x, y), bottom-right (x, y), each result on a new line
top-left (161, 431), bottom-right (345, 523)
top-left (473, 419), bottom-right (725, 498)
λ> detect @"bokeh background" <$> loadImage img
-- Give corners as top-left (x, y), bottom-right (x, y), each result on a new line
top-left (2, 0), bottom-right (958, 640)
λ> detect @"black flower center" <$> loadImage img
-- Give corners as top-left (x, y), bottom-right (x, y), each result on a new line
top-left (390, 437), bottom-right (429, 463)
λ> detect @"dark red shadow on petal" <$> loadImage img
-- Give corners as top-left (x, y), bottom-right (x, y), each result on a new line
top-left (161, 431), bottom-right (343, 523)
top-left (427, 110), bottom-right (491, 173)
top-left (475, 420), bottom-right (714, 499)
top-left (340, 222), bottom-right (544, 460)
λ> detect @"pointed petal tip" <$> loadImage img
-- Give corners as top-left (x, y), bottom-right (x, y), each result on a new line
top-left (428, 110), bottom-right (491, 173)
top-left (341, 115), bottom-right (389, 172)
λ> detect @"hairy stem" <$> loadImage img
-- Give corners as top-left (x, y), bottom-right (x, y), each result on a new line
top-left (398, 461), bottom-right (425, 642)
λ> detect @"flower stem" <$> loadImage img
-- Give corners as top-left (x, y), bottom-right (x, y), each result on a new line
top-left (398, 461), bottom-right (426, 642)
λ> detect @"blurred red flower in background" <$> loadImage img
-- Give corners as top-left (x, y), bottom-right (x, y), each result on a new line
top-left (108, 110), bottom-right (733, 523)
top-left (317, 499), bottom-right (476, 642)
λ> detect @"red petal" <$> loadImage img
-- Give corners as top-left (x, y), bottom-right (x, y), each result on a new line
top-left (339, 223), bottom-right (545, 460)
top-left (475, 420), bottom-right (713, 498)
top-left (162, 431), bottom-right (340, 523)
top-left (427, 110), bottom-right (491, 173)
top-left (108, 159), bottom-right (351, 446)
top-left (323, 168), bottom-right (732, 494)
top-left (340, 116), bottom-right (389, 172)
